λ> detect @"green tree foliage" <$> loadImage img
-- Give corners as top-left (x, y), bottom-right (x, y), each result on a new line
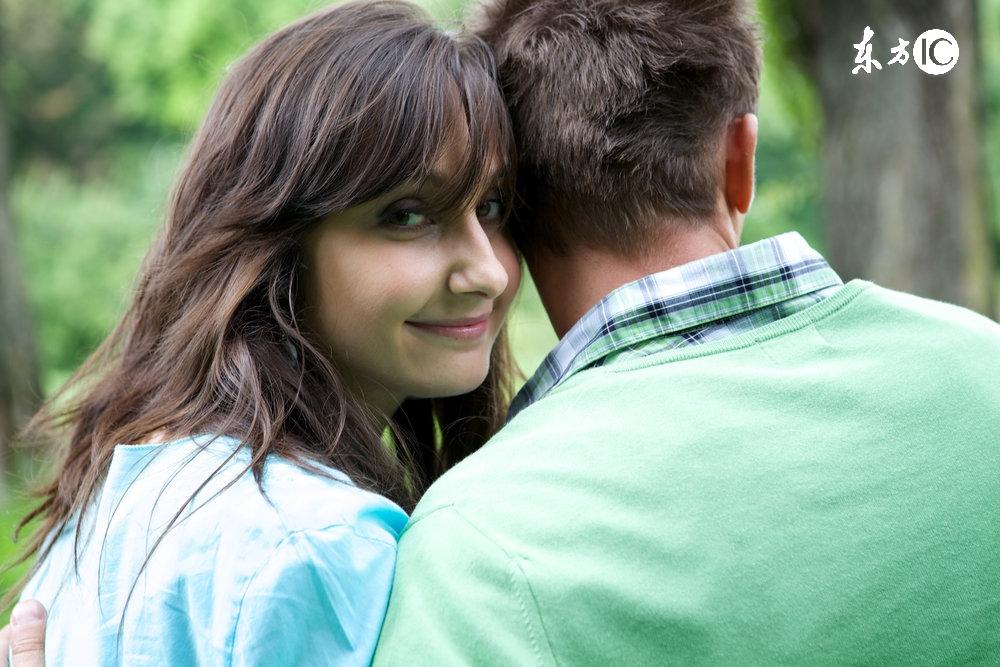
top-left (12, 145), bottom-right (176, 393)
top-left (0, 0), bottom-right (120, 171)
top-left (86, 0), bottom-right (323, 132)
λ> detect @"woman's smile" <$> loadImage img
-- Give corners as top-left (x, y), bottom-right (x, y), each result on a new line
top-left (405, 312), bottom-right (493, 341)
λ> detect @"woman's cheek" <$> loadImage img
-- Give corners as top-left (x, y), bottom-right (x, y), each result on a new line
top-left (494, 237), bottom-right (523, 311)
top-left (381, 245), bottom-right (446, 314)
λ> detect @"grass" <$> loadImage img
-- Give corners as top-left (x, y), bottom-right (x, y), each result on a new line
top-left (0, 490), bottom-right (40, 626)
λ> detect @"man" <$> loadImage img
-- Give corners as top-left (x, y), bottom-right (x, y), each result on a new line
top-left (9, 1), bottom-right (1000, 664)
top-left (373, 0), bottom-right (1000, 663)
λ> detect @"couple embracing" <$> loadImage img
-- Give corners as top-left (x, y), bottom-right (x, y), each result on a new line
top-left (5, 0), bottom-right (1000, 665)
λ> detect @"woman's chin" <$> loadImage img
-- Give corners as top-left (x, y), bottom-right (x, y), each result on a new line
top-left (407, 366), bottom-right (491, 400)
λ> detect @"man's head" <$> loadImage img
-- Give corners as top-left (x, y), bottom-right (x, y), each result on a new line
top-left (472, 0), bottom-right (762, 259)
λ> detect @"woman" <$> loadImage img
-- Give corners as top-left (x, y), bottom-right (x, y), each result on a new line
top-left (5, 1), bottom-right (521, 664)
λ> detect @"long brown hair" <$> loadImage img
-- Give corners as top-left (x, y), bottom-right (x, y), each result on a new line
top-left (7, 0), bottom-right (519, 604)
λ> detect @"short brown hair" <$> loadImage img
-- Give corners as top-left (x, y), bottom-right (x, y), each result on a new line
top-left (472, 0), bottom-right (761, 255)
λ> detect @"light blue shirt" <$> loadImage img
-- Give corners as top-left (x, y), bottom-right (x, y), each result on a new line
top-left (21, 434), bottom-right (408, 665)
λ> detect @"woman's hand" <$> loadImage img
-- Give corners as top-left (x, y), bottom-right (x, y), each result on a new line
top-left (0, 601), bottom-right (47, 667)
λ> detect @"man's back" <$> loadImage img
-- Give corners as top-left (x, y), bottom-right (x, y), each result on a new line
top-left (375, 279), bottom-right (1000, 664)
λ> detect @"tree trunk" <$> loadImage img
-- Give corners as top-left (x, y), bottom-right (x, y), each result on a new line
top-left (0, 88), bottom-right (42, 494)
top-left (784, 0), bottom-right (996, 317)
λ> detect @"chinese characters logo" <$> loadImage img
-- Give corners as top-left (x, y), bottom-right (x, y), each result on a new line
top-left (853, 26), bottom-right (959, 76)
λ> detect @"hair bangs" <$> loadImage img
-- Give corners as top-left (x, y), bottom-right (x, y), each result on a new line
top-left (307, 27), bottom-right (514, 222)
top-left (416, 37), bottom-right (516, 219)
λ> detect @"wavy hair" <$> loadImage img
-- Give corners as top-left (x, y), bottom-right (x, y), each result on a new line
top-left (6, 0), bottom-right (519, 606)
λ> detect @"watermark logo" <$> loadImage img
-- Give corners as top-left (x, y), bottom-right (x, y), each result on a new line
top-left (852, 26), bottom-right (958, 76)
top-left (852, 26), bottom-right (882, 74)
top-left (913, 29), bottom-right (959, 75)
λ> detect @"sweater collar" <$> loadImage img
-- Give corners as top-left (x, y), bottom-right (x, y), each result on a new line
top-left (507, 232), bottom-right (843, 422)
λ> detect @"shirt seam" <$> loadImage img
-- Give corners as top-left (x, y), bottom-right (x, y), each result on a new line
top-left (451, 505), bottom-right (559, 664)
top-left (226, 523), bottom-right (398, 666)
top-left (415, 504), bottom-right (557, 666)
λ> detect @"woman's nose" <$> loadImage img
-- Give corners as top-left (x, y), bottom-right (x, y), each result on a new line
top-left (447, 212), bottom-right (509, 299)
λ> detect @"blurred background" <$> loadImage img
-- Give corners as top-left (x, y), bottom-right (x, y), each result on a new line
top-left (0, 0), bottom-right (998, 610)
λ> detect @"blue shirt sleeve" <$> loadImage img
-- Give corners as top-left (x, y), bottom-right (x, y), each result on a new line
top-left (229, 524), bottom-right (398, 666)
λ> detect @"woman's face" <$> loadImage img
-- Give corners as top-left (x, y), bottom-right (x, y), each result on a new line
top-left (303, 152), bottom-right (521, 417)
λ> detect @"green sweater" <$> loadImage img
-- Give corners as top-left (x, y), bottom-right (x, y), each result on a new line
top-left (374, 280), bottom-right (1000, 665)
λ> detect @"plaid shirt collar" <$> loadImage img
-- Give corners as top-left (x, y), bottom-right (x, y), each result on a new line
top-left (507, 232), bottom-right (844, 422)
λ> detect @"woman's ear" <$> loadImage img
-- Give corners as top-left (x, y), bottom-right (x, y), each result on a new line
top-left (724, 113), bottom-right (758, 215)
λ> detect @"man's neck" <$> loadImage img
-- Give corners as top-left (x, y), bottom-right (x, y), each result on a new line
top-left (529, 222), bottom-right (741, 339)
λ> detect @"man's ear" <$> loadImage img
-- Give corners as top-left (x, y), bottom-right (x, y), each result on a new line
top-left (724, 113), bottom-right (758, 215)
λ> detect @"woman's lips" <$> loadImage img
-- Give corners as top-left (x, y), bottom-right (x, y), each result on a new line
top-left (405, 316), bottom-right (490, 341)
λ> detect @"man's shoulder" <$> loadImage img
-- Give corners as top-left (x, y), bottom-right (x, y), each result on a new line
top-left (839, 281), bottom-right (1000, 369)
top-left (407, 405), bottom-right (578, 531)
top-left (409, 427), bottom-right (525, 524)
top-left (408, 280), bottom-right (1000, 526)
top-left (862, 281), bottom-right (1000, 334)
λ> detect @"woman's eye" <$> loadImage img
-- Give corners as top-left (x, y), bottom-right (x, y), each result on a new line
top-left (388, 210), bottom-right (430, 228)
top-left (378, 201), bottom-right (432, 230)
top-left (476, 199), bottom-right (505, 221)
